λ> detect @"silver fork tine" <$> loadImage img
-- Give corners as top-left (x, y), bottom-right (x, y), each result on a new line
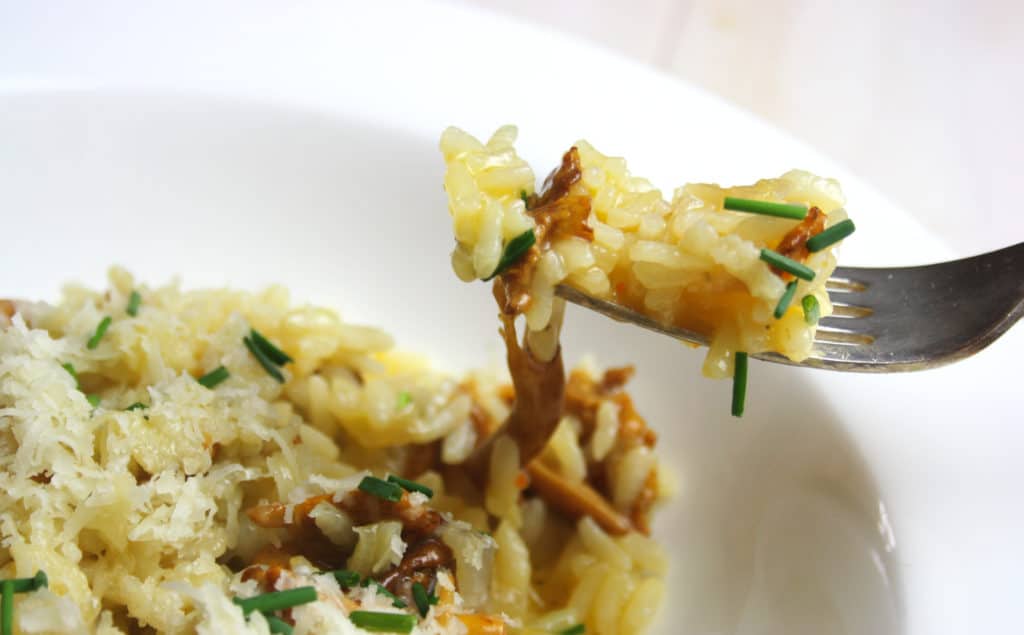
top-left (555, 241), bottom-right (1024, 373)
top-left (816, 241), bottom-right (1024, 371)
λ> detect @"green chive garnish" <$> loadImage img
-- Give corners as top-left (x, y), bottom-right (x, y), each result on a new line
top-left (802, 295), bottom-right (821, 325)
top-left (232, 587), bottom-right (317, 616)
top-left (412, 582), bottom-right (430, 617)
top-left (387, 474), bottom-right (433, 499)
top-left (773, 280), bottom-right (799, 319)
top-left (197, 365), bottom-right (230, 389)
top-left (87, 316), bottom-right (112, 349)
top-left (483, 229), bottom-right (536, 281)
top-left (244, 336), bottom-right (285, 383)
top-left (360, 578), bottom-right (407, 608)
top-left (62, 363), bottom-right (79, 387)
top-left (4, 571), bottom-right (47, 594)
top-left (327, 569), bottom-right (361, 588)
top-left (126, 291), bottom-right (142, 317)
top-left (0, 572), bottom-right (46, 635)
top-left (396, 391), bottom-right (412, 410)
top-left (265, 615), bottom-right (293, 635)
top-left (125, 402), bottom-right (148, 411)
top-left (559, 625), bottom-right (586, 635)
top-left (759, 248), bottom-right (815, 281)
top-left (358, 476), bottom-right (403, 503)
top-left (806, 219), bottom-right (856, 252)
top-left (2, 581), bottom-right (12, 635)
top-left (723, 197), bottom-right (807, 220)
top-left (348, 611), bottom-right (416, 633)
top-left (519, 190), bottom-right (529, 206)
top-left (86, 394), bottom-right (101, 408)
top-left (250, 329), bottom-right (293, 365)
top-left (732, 352), bottom-right (748, 418)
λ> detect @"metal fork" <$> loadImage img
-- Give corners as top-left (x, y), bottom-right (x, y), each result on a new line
top-left (556, 241), bottom-right (1024, 372)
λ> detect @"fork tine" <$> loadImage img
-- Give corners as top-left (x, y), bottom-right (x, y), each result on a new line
top-left (813, 326), bottom-right (875, 345)
top-left (824, 277), bottom-right (867, 293)
top-left (818, 242), bottom-right (1024, 371)
top-left (828, 303), bottom-right (874, 319)
top-left (557, 242), bottom-right (1024, 373)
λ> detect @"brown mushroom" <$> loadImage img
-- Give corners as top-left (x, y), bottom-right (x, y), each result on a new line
top-left (629, 468), bottom-right (659, 535)
top-left (247, 489), bottom-right (443, 539)
top-left (461, 286), bottom-right (566, 478)
top-left (774, 206), bottom-right (825, 266)
top-left (379, 536), bottom-right (454, 602)
top-left (495, 147), bottom-right (592, 317)
top-left (525, 460), bottom-right (631, 536)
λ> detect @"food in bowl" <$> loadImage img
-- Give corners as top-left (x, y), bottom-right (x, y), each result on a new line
top-left (0, 268), bottom-right (672, 634)
top-left (440, 126), bottom-right (855, 415)
top-left (0, 125), bottom-right (855, 635)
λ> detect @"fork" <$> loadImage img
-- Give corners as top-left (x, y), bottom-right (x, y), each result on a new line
top-left (555, 241), bottom-right (1024, 372)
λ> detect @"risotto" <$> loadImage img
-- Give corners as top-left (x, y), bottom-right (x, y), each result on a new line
top-left (0, 268), bottom-right (672, 634)
top-left (440, 126), bottom-right (855, 414)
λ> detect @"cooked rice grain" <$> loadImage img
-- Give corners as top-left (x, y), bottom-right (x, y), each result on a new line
top-left (441, 126), bottom-right (852, 373)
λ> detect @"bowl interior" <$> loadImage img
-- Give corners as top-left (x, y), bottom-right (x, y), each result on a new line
top-left (0, 91), bottom-right (900, 634)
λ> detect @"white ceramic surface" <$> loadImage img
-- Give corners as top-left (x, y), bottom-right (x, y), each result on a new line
top-left (0, 2), bottom-right (1021, 634)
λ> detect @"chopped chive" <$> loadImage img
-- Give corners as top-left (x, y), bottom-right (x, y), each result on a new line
top-left (0, 573), bottom-right (40, 635)
top-left (412, 581), bottom-right (430, 617)
top-left (126, 291), bottom-right (142, 317)
top-left (4, 571), bottom-right (47, 594)
top-left (250, 329), bottom-right (293, 365)
top-left (125, 402), bottom-right (148, 411)
top-left (348, 611), bottom-right (417, 633)
top-left (327, 569), bottom-right (361, 588)
top-left (723, 197), bottom-right (807, 220)
top-left (86, 394), bottom-right (101, 408)
top-left (2, 581), bottom-right (12, 635)
top-left (559, 625), bottom-right (586, 635)
top-left (87, 316), bottom-right (113, 349)
top-left (360, 578), bottom-right (407, 608)
top-left (483, 229), bottom-right (536, 281)
top-left (387, 474), bottom-right (434, 499)
top-left (773, 280), bottom-right (799, 319)
top-left (802, 295), bottom-right (821, 325)
top-left (806, 219), bottom-right (856, 252)
top-left (233, 587), bottom-right (317, 616)
top-left (396, 391), bottom-right (412, 410)
top-left (759, 248), bottom-right (815, 281)
top-left (358, 476), bottom-right (403, 503)
top-left (244, 336), bottom-right (285, 383)
top-left (197, 365), bottom-right (230, 389)
top-left (731, 352), bottom-right (748, 418)
top-left (62, 363), bottom-right (79, 387)
top-left (264, 615), bottom-right (293, 635)
top-left (519, 190), bottom-right (529, 206)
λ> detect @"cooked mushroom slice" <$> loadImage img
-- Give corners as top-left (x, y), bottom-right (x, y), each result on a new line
top-left (525, 460), bottom-right (631, 536)
top-left (629, 469), bottom-right (659, 535)
top-left (246, 493), bottom-right (333, 529)
top-left (463, 287), bottom-right (566, 476)
top-left (247, 489), bottom-right (443, 538)
top-left (378, 536), bottom-right (454, 603)
top-left (775, 205), bottom-right (826, 264)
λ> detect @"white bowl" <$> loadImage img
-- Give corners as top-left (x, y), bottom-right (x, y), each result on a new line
top-left (1, 2), bottom-right (1021, 634)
